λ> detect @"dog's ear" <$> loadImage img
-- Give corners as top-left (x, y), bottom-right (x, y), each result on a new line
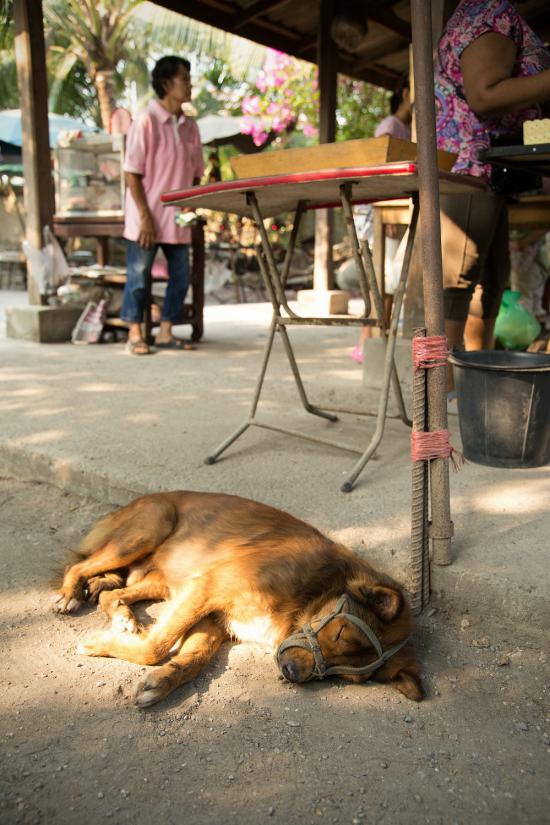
top-left (347, 579), bottom-right (403, 622)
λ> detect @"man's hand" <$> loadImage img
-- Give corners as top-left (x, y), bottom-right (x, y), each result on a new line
top-left (138, 212), bottom-right (156, 249)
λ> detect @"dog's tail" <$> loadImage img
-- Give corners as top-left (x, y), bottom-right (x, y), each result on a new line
top-left (49, 509), bottom-right (125, 588)
top-left (75, 508), bottom-right (125, 559)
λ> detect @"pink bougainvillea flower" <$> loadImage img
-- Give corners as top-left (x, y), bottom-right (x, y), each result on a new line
top-left (242, 95), bottom-right (261, 115)
top-left (302, 123), bottom-right (318, 137)
top-left (252, 129), bottom-right (269, 146)
top-left (240, 116), bottom-right (255, 135)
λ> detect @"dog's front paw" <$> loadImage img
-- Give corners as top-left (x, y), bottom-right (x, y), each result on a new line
top-left (76, 631), bottom-right (114, 657)
top-left (87, 573), bottom-right (125, 603)
top-left (111, 611), bottom-right (140, 635)
top-left (53, 592), bottom-right (83, 614)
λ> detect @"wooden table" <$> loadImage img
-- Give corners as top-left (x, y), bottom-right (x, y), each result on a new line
top-left (53, 214), bottom-right (125, 267)
top-left (161, 162), bottom-right (486, 491)
top-left (482, 143), bottom-right (550, 178)
top-left (53, 215), bottom-right (206, 342)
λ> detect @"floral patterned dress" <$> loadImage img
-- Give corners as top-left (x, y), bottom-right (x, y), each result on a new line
top-left (435, 0), bottom-right (550, 180)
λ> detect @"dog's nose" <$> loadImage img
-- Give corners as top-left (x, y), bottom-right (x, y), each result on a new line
top-left (281, 662), bottom-right (299, 682)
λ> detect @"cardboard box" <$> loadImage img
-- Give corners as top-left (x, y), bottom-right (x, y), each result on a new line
top-left (231, 136), bottom-right (456, 178)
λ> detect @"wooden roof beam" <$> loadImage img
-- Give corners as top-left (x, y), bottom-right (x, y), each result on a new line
top-left (231, 0), bottom-right (292, 31)
top-left (337, 58), bottom-right (400, 89)
top-left (156, 0), bottom-right (302, 49)
top-left (354, 38), bottom-right (408, 72)
top-left (363, 4), bottom-right (411, 40)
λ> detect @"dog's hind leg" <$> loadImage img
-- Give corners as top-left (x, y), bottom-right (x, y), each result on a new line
top-left (134, 615), bottom-right (229, 708)
top-left (76, 577), bottom-right (214, 665)
top-left (54, 495), bottom-right (177, 614)
top-left (98, 569), bottom-right (169, 635)
top-left (54, 540), bottom-right (155, 614)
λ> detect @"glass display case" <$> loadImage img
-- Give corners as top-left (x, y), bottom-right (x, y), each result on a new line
top-left (54, 133), bottom-right (125, 217)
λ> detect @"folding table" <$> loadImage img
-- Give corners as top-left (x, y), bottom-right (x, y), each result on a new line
top-left (162, 162), bottom-right (486, 491)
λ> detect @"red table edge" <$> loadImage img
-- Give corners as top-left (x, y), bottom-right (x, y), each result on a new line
top-left (160, 163), bottom-right (487, 208)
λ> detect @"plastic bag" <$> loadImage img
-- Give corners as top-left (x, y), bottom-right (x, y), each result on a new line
top-left (22, 225), bottom-right (69, 295)
top-left (494, 289), bottom-right (541, 350)
top-left (71, 299), bottom-right (108, 344)
top-left (204, 258), bottom-right (232, 295)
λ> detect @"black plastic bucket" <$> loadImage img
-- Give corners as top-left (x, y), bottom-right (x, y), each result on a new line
top-left (448, 350), bottom-right (550, 468)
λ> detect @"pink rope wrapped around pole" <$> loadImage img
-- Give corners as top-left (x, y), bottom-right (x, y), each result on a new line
top-left (412, 335), bottom-right (449, 372)
top-left (411, 430), bottom-right (464, 471)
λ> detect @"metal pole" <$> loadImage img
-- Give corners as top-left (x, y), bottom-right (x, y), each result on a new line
top-left (410, 328), bottom-right (430, 615)
top-left (410, 0), bottom-right (452, 565)
top-left (313, 0), bottom-right (336, 291)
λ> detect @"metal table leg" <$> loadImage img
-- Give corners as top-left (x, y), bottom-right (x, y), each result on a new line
top-left (205, 186), bottom-right (417, 491)
top-left (340, 200), bottom-right (419, 492)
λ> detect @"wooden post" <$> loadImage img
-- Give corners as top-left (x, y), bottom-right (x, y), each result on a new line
top-left (14, 0), bottom-right (54, 305)
top-left (313, 0), bottom-right (337, 291)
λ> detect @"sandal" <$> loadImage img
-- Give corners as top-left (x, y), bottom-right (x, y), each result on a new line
top-left (155, 338), bottom-right (196, 351)
top-left (126, 338), bottom-right (152, 356)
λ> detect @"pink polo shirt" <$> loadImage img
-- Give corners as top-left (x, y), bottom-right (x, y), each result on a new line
top-left (123, 99), bottom-right (204, 245)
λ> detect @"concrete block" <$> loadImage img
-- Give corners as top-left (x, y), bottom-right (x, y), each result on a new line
top-left (361, 336), bottom-right (412, 389)
top-left (296, 289), bottom-right (349, 315)
top-left (6, 305), bottom-right (83, 343)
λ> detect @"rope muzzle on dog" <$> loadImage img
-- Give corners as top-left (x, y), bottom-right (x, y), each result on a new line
top-left (276, 594), bottom-right (410, 681)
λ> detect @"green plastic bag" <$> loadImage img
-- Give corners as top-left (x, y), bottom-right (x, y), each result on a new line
top-left (494, 290), bottom-right (541, 351)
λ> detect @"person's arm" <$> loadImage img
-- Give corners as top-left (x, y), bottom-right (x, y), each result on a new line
top-left (461, 32), bottom-right (550, 118)
top-left (125, 171), bottom-right (156, 248)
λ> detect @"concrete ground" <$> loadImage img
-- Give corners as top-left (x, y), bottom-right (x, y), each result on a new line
top-left (0, 289), bottom-right (549, 824)
top-left (0, 290), bottom-right (548, 623)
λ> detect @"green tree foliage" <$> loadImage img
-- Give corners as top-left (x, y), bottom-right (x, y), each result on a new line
top-left (0, 0), bottom-right (17, 109)
top-left (44, 0), bottom-right (147, 129)
top-left (337, 77), bottom-right (390, 141)
top-left (1, 0), bottom-right (391, 146)
top-left (193, 57), bottom-right (248, 118)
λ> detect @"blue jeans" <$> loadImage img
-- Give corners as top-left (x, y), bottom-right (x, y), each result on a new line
top-left (121, 240), bottom-right (190, 324)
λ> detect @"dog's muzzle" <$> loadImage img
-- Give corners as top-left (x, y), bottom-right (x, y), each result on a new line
top-left (276, 594), bottom-right (410, 681)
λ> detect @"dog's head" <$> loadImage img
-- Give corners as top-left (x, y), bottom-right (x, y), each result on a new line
top-left (277, 576), bottom-right (423, 701)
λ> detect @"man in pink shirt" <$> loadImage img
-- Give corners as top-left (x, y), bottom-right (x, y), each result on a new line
top-left (121, 55), bottom-right (204, 355)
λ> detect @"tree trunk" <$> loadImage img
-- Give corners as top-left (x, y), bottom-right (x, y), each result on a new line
top-left (94, 69), bottom-right (116, 131)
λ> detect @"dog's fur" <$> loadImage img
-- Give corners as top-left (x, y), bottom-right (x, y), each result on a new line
top-left (55, 491), bottom-right (423, 707)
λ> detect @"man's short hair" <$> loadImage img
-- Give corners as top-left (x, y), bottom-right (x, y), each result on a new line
top-left (151, 56), bottom-right (191, 99)
top-left (390, 73), bottom-right (410, 115)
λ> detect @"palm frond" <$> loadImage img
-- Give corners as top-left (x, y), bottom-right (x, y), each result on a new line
top-left (133, 2), bottom-right (265, 81)
top-left (0, 0), bottom-right (14, 50)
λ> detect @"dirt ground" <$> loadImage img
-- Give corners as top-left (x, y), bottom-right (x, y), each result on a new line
top-left (1, 478), bottom-right (549, 825)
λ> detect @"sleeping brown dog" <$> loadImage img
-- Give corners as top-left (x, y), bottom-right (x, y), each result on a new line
top-left (54, 491), bottom-right (423, 707)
